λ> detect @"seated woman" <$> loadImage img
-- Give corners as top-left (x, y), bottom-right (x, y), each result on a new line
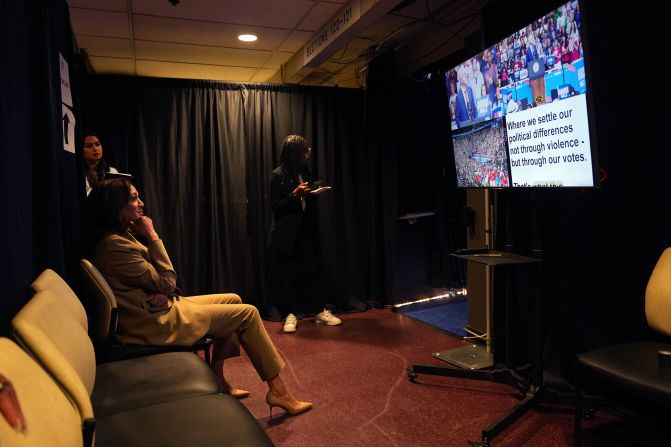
top-left (87, 178), bottom-right (312, 416)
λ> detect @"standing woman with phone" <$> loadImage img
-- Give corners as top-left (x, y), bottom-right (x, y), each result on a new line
top-left (266, 134), bottom-right (342, 333)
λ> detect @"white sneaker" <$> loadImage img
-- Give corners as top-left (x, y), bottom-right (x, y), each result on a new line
top-left (283, 314), bottom-right (297, 333)
top-left (314, 309), bottom-right (342, 326)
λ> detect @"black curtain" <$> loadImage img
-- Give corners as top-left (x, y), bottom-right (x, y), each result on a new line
top-left (392, 69), bottom-right (466, 304)
top-left (1, 0), bottom-right (83, 334)
top-left (426, 69), bottom-right (466, 289)
top-left (1, 0), bottom-right (32, 334)
top-left (361, 52), bottom-right (399, 304)
top-left (90, 77), bottom-right (368, 318)
top-left (31, 0), bottom-right (83, 291)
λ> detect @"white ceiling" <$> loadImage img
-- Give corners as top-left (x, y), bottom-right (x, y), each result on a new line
top-left (67, 0), bottom-right (487, 88)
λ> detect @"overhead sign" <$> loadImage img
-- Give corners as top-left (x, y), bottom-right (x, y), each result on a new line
top-left (304, 0), bottom-right (360, 65)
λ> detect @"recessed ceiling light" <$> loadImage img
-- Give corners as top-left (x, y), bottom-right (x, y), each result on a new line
top-left (238, 34), bottom-right (257, 42)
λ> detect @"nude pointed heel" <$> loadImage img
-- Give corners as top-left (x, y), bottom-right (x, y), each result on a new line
top-left (217, 378), bottom-right (250, 399)
top-left (229, 389), bottom-right (251, 399)
top-left (266, 391), bottom-right (313, 418)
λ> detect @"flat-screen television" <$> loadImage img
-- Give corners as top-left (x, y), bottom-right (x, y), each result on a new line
top-left (446, 0), bottom-right (597, 188)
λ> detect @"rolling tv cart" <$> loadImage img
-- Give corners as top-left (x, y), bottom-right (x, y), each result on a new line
top-left (406, 251), bottom-right (544, 447)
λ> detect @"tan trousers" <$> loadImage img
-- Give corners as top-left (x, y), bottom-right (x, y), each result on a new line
top-left (183, 294), bottom-right (285, 381)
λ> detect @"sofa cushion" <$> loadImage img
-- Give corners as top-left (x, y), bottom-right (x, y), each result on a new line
top-left (95, 394), bottom-right (274, 447)
top-left (93, 351), bottom-right (219, 418)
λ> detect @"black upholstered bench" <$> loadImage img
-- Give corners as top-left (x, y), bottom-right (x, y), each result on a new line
top-left (9, 271), bottom-right (274, 447)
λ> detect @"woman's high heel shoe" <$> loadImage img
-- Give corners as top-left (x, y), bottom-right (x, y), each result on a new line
top-left (216, 377), bottom-right (250, 399)
top-left (229, 389), bottom-right (251, 399)
top-left (266, 391), bottom-right (313, 418)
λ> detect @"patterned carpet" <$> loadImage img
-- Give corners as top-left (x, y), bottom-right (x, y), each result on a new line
top-left (216, 308), bottom-right (653, 447)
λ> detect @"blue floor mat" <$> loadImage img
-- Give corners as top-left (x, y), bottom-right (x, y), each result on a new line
top-left (397, 297), bottom-right (467, 337)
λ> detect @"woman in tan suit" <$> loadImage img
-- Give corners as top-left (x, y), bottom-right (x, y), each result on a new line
top-left (88, 178), bottom-right (311, 416)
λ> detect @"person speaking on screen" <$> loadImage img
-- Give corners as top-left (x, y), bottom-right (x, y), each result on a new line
top-left (267, 134), bottom-right (342, 333)
top-left (455, 65), bottom-right (477, 128)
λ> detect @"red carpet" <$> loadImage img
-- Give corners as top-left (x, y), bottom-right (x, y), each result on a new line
top-left (224, 308), bottom-right (629, 446)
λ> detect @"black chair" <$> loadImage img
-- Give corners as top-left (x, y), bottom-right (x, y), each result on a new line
top-left (78, 260), bottom-right (214, 364)
top-left (575, 248), bottom-right (671, 445)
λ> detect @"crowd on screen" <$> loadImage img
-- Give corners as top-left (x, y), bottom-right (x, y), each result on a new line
top-left (453, 122), bottom-right (509, 187)
top-left (448, 1), bottom-right (582, 127)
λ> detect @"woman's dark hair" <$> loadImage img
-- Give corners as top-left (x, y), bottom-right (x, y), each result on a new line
top-left (82, 132), bottom-right (109, 190)
top-left (84, 178), bottom-right (132, 252)
top-left (280, 135), bottom-right (309, 178)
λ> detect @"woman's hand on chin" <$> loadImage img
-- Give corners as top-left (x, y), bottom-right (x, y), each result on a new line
top-left (129, 216), bottom-right (159, 241)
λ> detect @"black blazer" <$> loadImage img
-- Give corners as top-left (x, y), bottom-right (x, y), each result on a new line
top-left (267, 165), bottom-right (314, 254)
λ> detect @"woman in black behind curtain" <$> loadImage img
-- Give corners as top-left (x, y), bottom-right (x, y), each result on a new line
top-left (267, 135), bottom-right (342, 333)
top-left (83, 132), bottom-right (117, 196)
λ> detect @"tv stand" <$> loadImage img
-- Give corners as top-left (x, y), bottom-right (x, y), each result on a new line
top-left (406, 251), bottom-right (543, 447)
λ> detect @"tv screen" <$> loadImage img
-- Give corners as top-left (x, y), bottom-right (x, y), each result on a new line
top-left (446, 0), bottom-right (596, 188)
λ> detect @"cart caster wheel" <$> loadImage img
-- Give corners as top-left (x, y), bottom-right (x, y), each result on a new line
top-left (581, 408), bottom-right (595, 420)
top-left (406, 368), bottom-right (417, 382)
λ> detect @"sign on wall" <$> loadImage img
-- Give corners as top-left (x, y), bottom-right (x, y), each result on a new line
top-left (60, 53), bottom-right (76, 153)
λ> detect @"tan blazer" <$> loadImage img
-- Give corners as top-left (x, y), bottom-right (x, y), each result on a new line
top-left (93, 232), bottom-right (210, 346)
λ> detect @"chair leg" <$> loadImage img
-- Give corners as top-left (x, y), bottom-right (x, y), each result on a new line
top-left (204, 343), bottom-right (211, 366)
top-left (574, 362), bottom-right (582, 447)
top-left (83, 418), bottom-right (95, 447)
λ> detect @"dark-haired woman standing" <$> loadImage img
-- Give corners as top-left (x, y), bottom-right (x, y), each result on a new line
top-left (267, 135), bottom-right (342, 333)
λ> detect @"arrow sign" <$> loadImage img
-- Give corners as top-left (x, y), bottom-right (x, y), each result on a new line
top-left (63, 112), bottom-right (70, 144)
top-left (62, 104), bottom-right (75, 153)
